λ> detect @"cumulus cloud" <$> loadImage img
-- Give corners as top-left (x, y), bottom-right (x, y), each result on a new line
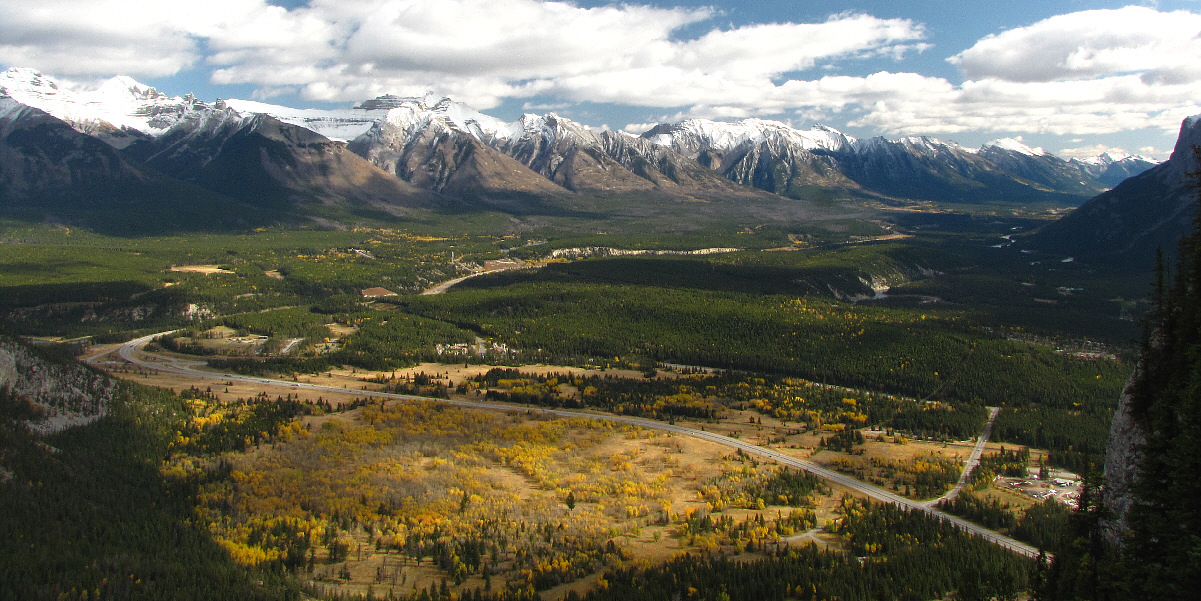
top-left (949, 7), bottom-right (1201, 84)
top-left (0, 0), bottom-right (924, 110)
top-left (858, 6), bottom-right (1201, 137)
top-left (621, 122), bottom-right (659, 134)
top-left (1057, 144), bottom-right (1133, 160)
top-left (0, 0), bottom-right (201, 77)
top-left (0, 1), bottom-right (1198, 141)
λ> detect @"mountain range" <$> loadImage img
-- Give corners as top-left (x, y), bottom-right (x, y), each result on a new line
top-left (0, 67), bottom-right (1161, 233)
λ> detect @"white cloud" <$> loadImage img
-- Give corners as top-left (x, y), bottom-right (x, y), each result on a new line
top-left (672, 14), bottom-right (924, 81)
top-left (621, 122), bottom-right (659, 134)
top-left (949, 7), bottom-right (1201, 84)
top-left (0, 0), bottom-right (924, 110)
top-left (851, 7), bottom-right (1201, 137)
top-left (0, 1), bottom-right (1198, 142)
top-left (0, 0), bottom-right (201, 77)
top-left (1057, 144), bottom-right (1131, 160)
top-left (522, 101), bottom-right (572, 111)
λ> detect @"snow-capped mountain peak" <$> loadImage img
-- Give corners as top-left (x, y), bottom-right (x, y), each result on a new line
top-left (93, 75), bottom-right (164, 104)
top-left (0, 68), bottom-right (206, 143)
top-left (983, 137), bottom-right (1047, 157)
top-left (645, 117), bottom-right (857, 157)
top-left (1071, 151), bottom-right (1159, 167)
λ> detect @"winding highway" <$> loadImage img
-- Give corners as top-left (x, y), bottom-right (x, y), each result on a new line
top-left (99, 332), bottom-right (1042, 559)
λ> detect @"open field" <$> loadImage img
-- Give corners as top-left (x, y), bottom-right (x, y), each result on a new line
top-left (82, 338), bottom-right (1052, 596)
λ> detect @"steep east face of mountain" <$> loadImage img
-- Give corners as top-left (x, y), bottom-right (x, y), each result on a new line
top-left (124, 102), bottom-right (437, 214)
top-left (1, 69), bottom-right (440, 220)
top-left (0, 67), bottom-right (1166, 231)
top-left (0, 99), bottom-right (148, 203)
top-left (0, 67), bottom-right (202, 148)
top-left (838, 136), bottom-right (1061, 204)
top-left (1033, 115), bottom-right (1201, 265)
top-left (493, 113), bottom-right (777, 198)
top-left (0, 98), bottom-right (302, 233)
top-left (346, 100), bottom-right (574, 214)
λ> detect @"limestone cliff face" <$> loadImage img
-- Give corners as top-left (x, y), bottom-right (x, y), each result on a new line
top-left (0, 338), bottom-right (116, 434)
top-left (1101, 368), bottom-right (1146, 546)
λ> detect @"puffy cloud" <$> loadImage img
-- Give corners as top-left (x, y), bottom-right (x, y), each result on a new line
top-left (0, 1), bottom-right (1197, 142)
top-left (206, 0), bottom-right (717, 107)
top-left (0, 0), bottom-right (923, 110)
top-left (621, 122), bottom-right (659, 134)
top-left (0, 0), bottom-right (201, 77)
top-left (672, 14), bottom-right (925, 81)
top-left (1057, 144), bottom-right (1133, 160)
top-left (852, 7), bottom-right (1201, 137)
top-left (949, 7), bottom-right (1201, 84)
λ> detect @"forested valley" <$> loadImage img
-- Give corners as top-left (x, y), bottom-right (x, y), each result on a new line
top-left (0, 214), bottom-right (1150, 600)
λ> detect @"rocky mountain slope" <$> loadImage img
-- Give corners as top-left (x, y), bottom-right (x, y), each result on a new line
top-left (124, 102), bottom-right (437, 215)
top-left (645, 119), bottom-right (1114, 205)
top-left (0, 98), bottom-right (149, 202)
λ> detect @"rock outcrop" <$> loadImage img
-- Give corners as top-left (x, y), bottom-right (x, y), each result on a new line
top-left (1101, 368), bottom-right (1146, 546)
top-left (0, 337), bottom-right (117, 434)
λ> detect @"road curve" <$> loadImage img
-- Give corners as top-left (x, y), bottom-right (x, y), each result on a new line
top-left (102, 332), bottom-right (1042, 559)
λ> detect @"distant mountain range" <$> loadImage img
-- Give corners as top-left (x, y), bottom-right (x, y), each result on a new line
top-left (0, 67), bottom-right (1161, 233)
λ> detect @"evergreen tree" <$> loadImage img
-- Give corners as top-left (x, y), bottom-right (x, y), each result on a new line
top-left (1122, 147), bottom-right (1201, 600)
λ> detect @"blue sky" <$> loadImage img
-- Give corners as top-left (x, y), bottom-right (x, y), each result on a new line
top-left (2, 0), bottom-right (1200, 158)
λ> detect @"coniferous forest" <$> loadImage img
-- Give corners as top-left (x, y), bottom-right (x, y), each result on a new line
top-left (1040, 160), bottom-right (1201, 601)
top-left (0, 170), bottom-right (1175, 600)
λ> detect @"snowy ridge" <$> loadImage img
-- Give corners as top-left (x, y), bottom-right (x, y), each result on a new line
top-left (896, 136), bottom-right (970, 153)
top-left (345, 95), bottom-right (528, 147)
top-left (2, 66), bottom-right (1162, 171)
top-left (354, 97), bottom-right (610, 156)
top-left (648, 118), bottom-right (857, 155)
top-left (984, 137), bottom-right (1047, 157)
top-left (223, 98), bottom-right (388, 142)
top-left (0, 67), bottom-right (202, 141)
top-left (0, 66), bottom-right (1171, 206)
top-left (1071, 151), bottom-right (1158, 167)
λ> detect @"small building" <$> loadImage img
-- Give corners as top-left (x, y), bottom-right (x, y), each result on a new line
top-left (361, 287), bottom-right (398, 299)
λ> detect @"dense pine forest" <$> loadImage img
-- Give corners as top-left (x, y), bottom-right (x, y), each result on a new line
top-left (1041, 177), bottom-right (1201, 600)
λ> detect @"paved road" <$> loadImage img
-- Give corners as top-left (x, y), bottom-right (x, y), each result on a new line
top-left (421, 261), bottom-right (535, 295)
top-left (421, 273), bottom-right (478, 295)
top-left (925, 406), bottom-right (1002, 507)
top-left (102, 333), bottom-right (1042, 559)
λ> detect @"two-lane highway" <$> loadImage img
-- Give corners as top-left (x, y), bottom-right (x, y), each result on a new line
top-left (99, 332), bottom-right (1042, 559)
